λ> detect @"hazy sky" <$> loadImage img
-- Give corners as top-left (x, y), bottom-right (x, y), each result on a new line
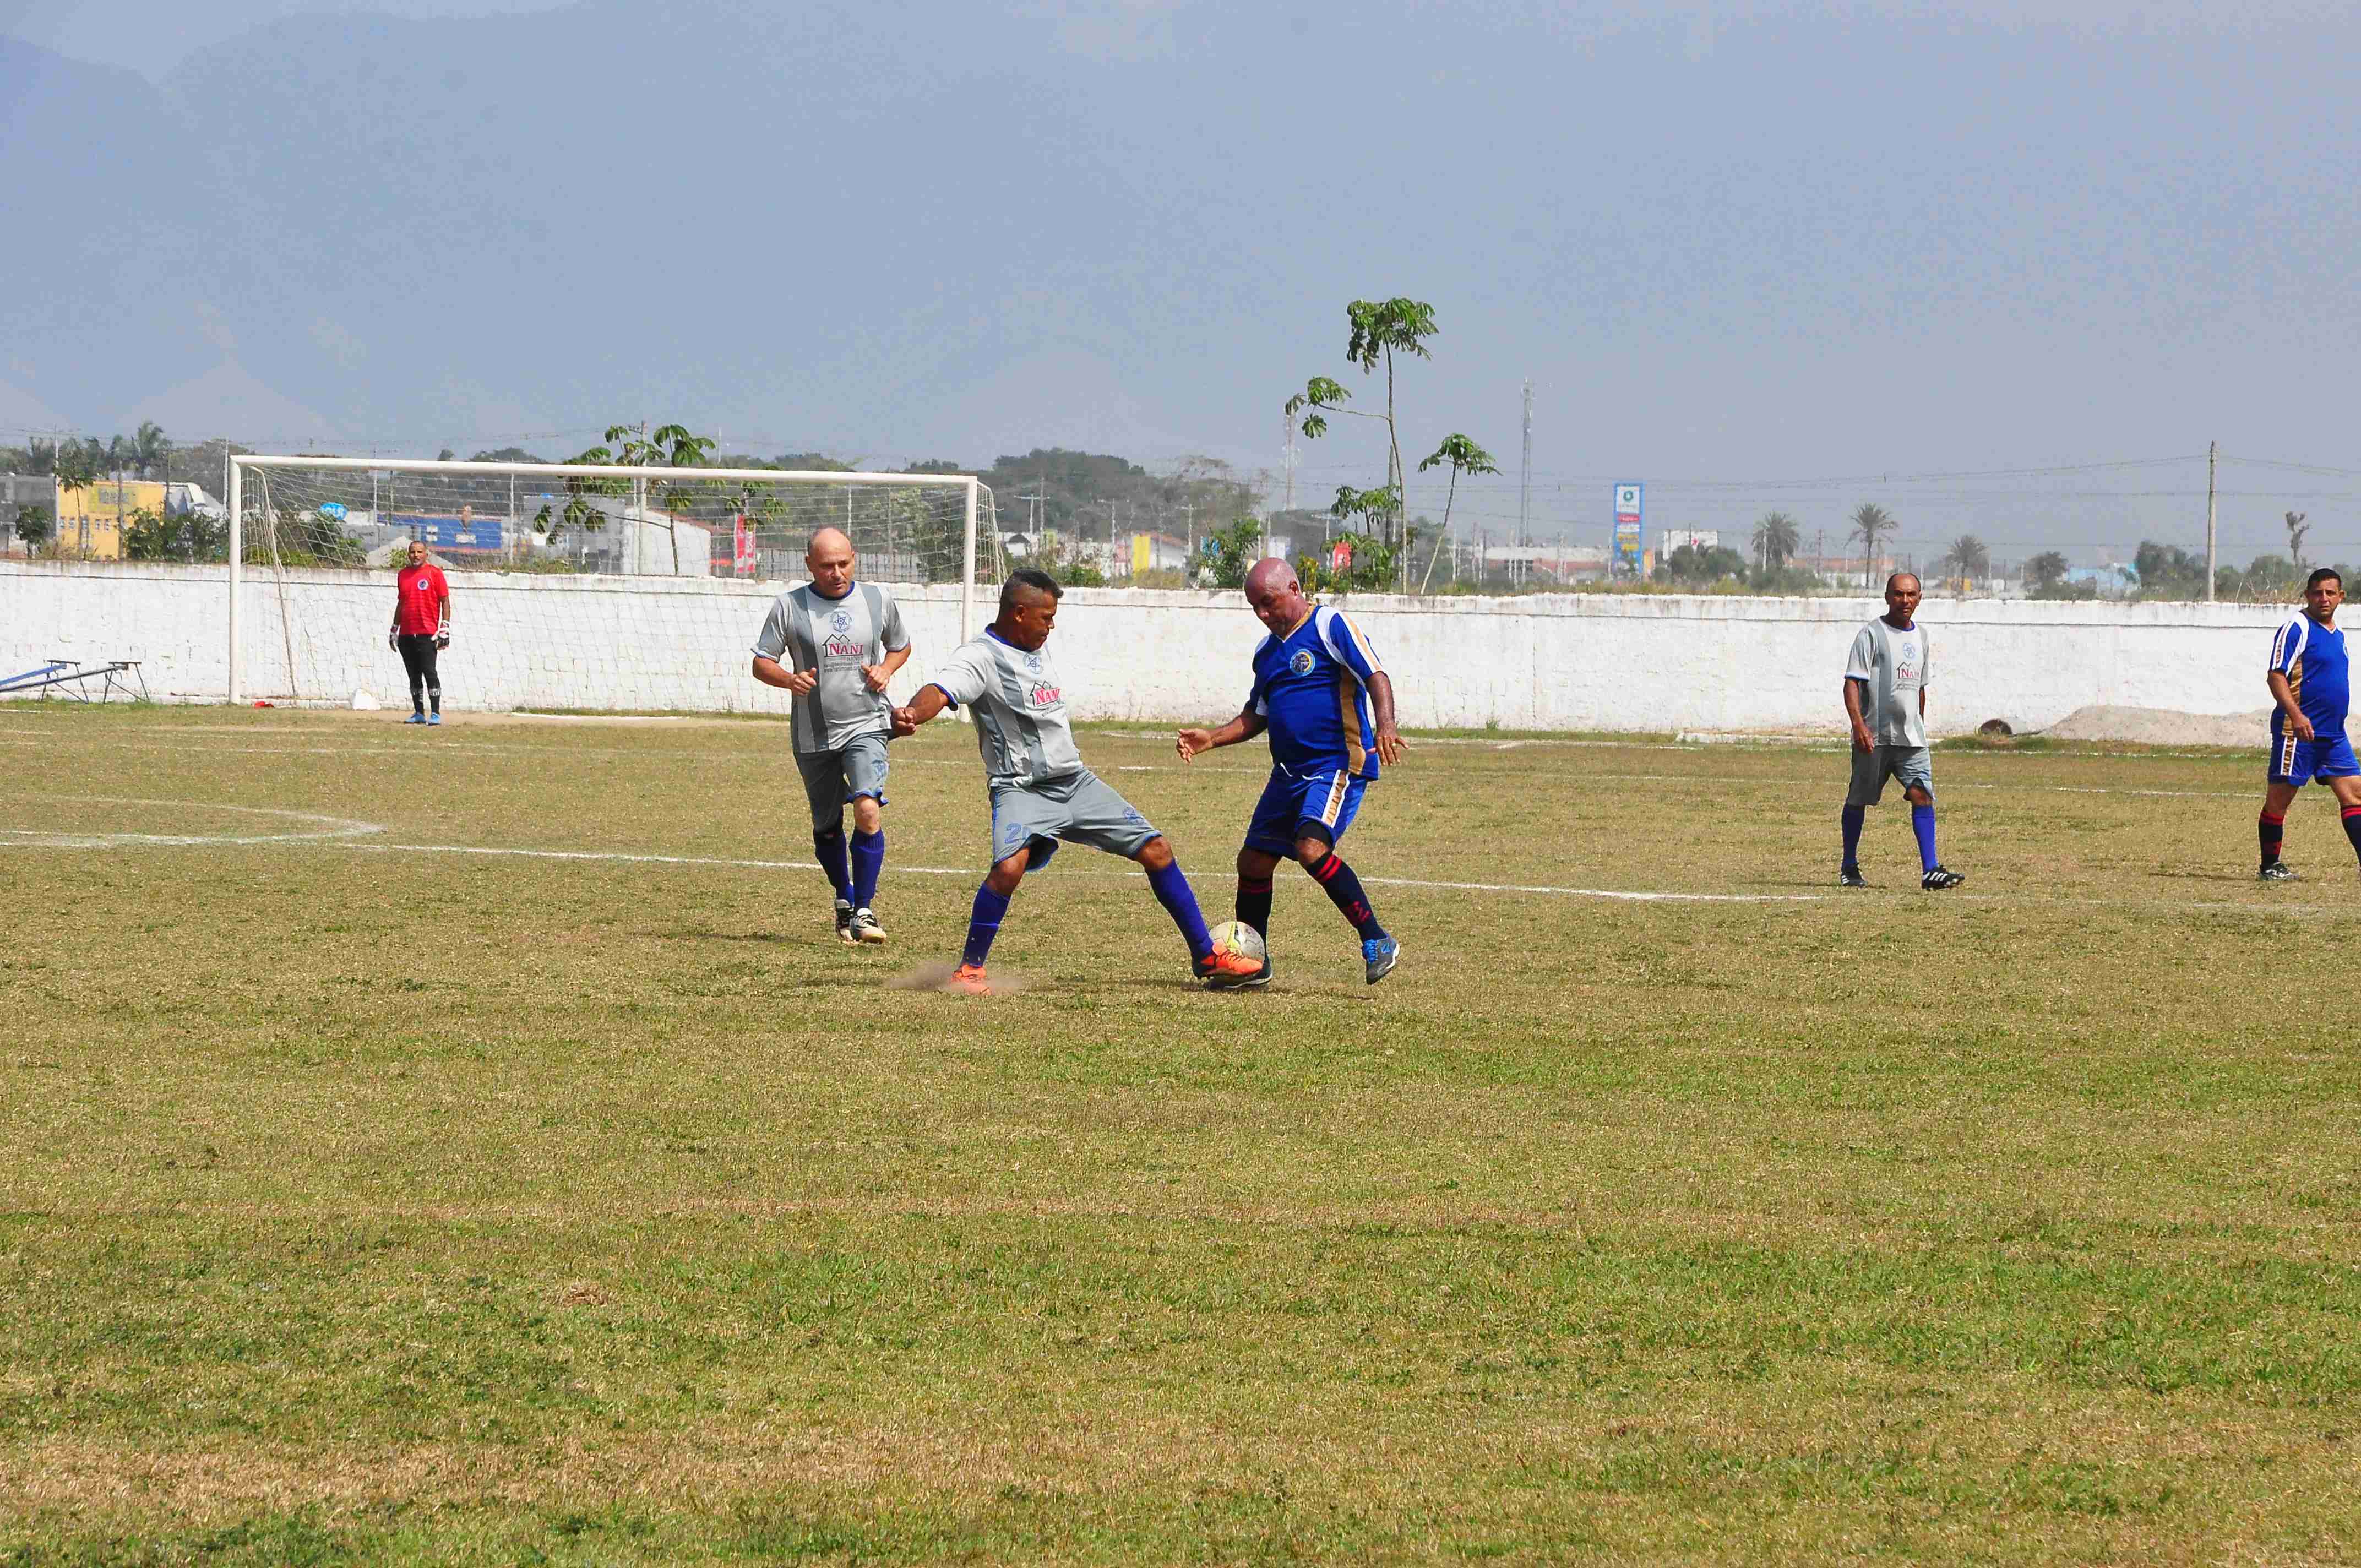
top-left (3, 0), bottom-right (2357, 564)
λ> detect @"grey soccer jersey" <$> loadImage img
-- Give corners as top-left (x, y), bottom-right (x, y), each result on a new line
top-left (752, 582), bottom-right (910, 754)
top-left (928, 630), bottom-right (1086, 787)
top-left (1845, 617), bottom-right (1932, 747)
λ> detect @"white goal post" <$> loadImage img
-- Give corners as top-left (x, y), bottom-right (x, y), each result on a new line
top-left (226, 454), bottom-right (995, 705)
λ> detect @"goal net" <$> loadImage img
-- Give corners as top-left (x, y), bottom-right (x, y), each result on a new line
top-left (227, 456), bottom-right (1002, 705)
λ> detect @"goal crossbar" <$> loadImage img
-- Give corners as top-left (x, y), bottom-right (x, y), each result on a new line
top-left (225, 455), bottom-right (983, 705)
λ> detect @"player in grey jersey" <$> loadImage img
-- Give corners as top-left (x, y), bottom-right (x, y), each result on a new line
top-left (890, 569), bottom-right (1261, 994)
top-left (752, 528), bottom-right (912, 943)
top-left (1841, 572), bottom-right (1963, 890)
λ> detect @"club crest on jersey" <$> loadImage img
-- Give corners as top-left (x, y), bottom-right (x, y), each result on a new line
top-left (1023, 653), bottom-right (1042, 672)
top-left (829, 610), bottom-right (852, 633)
top-left (1028, 680), bottom-right (1060, 708)
top-left (1289, 649), bottom-right (1316, 676)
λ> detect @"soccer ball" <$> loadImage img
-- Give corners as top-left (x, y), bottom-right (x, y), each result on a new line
top-left (1205, 920), bottom-right (1266, 967)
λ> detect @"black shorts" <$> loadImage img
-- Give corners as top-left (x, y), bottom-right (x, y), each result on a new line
top-left (396, 633), bottom-right (440, 687)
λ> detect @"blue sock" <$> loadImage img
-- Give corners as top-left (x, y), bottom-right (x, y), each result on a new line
top-left (849, 829), bottom-right (884, 908)
top-left (1911, 803), bottom-right (1938, 872)
top-left (1840, 806), bottom-right (1865, 870)
top-left (1145, 858), bottom-right (1214, 961)
top-left (813, 827), bottom-right (853, 903)
top-left (962, 883), bottom-right (1011, 967)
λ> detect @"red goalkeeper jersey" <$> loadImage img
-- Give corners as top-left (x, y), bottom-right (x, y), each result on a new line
top-left (394, 563), bottom-right (448, 636)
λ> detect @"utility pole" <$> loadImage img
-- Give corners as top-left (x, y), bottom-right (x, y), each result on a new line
top-left (1519, 379), bottom-right (1532, 556)
top-left (1281, 406), bottom-right (1296, 515)
top-left (2205, 439), bottom-right (2218, 603)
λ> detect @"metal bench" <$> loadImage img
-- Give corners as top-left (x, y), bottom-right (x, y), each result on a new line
top-left (0, 658), bottom-right (149, 703)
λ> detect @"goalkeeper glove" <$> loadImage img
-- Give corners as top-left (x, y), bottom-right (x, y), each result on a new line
top-left (387, 628), bottom-right (398, 651)
top-left (435, 630), bottom-right (450, 650)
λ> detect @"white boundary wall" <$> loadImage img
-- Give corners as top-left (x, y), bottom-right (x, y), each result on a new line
top-left (0, 560), bottom-right (2295, 734)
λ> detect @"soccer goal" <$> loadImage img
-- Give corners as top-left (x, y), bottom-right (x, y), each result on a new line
top-left (225, 455), bottom-right (1002, 704)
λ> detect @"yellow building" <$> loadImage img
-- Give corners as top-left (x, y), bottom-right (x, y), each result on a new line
top-left (51, 480), bottom-right (168, 559)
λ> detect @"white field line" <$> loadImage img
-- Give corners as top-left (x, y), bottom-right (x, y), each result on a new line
top-left (329, 840), bottom-right (2361, 916)
top-left (0, 797), bottom-right (383, 850)
top-left (333, 840), bottom-right (1819, 902)
top-left (2, 730), bottom-right (2270, 799)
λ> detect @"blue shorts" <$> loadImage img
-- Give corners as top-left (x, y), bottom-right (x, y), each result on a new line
top-left (1245, 763), bottom-right (1369, 856)
top-left (2268, 731), bottom-right (2360, 786)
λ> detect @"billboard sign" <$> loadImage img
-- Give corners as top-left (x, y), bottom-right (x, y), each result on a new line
top-left (1612, 482), bottom-right (1643, 575)
top-left (397, 513), bottom-right (505, 551)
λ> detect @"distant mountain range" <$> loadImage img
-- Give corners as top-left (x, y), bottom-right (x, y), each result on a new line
top-left (0, 1), bottom-right (1299, 465)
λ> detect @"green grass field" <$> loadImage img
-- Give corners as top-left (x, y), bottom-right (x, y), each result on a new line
top-left (4, 703), bottom-right (2358, 1564)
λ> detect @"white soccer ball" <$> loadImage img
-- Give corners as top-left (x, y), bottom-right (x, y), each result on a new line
top-left (1205, 920), bottom-right (1266, 967)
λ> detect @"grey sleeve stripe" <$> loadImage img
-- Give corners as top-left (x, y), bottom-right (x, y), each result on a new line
top-left (786, 589), bottom-right (823, 752)
top-left (858, 583), bottom-right (884, 654)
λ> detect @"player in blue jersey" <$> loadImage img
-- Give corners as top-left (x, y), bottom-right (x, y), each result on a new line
top-left (2257, 568), bottom-right (2361, 881)
top-left (1175, 557), bottom-right (1407, 986)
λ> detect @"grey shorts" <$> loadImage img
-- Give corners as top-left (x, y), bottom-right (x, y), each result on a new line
top-left (988, 770), bottom-right (1158, 868)
top-left (795, 731), bottom-right (890, 829)
top-left (1847, 744), bottom-right (1934, 807)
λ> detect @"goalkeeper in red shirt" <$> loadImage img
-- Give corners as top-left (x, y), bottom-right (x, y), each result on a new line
top-left (389, 538), bottom-right (451, 725)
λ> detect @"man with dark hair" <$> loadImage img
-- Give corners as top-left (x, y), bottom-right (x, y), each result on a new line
top-left (1840, 572), bottom-right (1963, 889)
top-left (1175, 557), bottom-right (1407, 986)
top-left (750, 527), bottom-right (912, 943)
top-left (891, 570), bottom-right (1259, 994)
top-left (2257, 567), bottom-right (2360, 881)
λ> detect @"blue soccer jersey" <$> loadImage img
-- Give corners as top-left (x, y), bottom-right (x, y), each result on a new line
top-left (1249, 606), bottom-right (1385, 778)
top-left (2268, 613), bottom-right (2349, 743)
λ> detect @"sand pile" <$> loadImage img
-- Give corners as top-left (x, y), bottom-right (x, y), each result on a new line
top-left (2041, 705), bottom-right (2269, 747)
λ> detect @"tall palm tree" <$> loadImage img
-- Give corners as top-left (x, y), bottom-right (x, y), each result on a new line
top-left (1941, 533), bottom-right (1990, 587)
top-left (1849, 502), bottom-right (1897, 581)
top-left (133, 421), bottom-right (170, 482)
top-left (1750, 510), bottom-right (1800, 572)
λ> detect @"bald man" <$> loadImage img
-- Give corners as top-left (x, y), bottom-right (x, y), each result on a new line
top-left (1842, 571), bottom-right (1963, 890)
top-left (752, 528), bottom-right (913, 943)
top-left (1177, 558), bottom-right (1407, 986)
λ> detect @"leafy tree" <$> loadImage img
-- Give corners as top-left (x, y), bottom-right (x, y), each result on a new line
top-left (436, 448), bottom-right (457, 462)
top-left (14, 503), bottom-right (53, 551)
top-left (536, 422), bottom-right (718, 573)
top-left (1749, 511), bottom-right (1800, 572)
top-left (1749, 562), bottom-right (1827, 594)
top-left (1297, 532), bottom-right (1402, 596)
top-left (2242, 552), bottom-right (2299, 601)
top-left (1655, 543), bottom-right (1750, 586)
top-left (2131, 540), bottom-right (2207, 601)
top-left (1849, 502), bottom-right (1897, 576)
top-left (122, 506), bottom-right (227, 562)
top-left (904, 459), bottom-right (964, 475)
top-left (1027, 530), bottom-right (1106, 587)
top-left (2026, 551), bottom-right (2070, 591)
top-left (2286, 510), bottom-right (2311, 568)
top-left (1287, 298), bottom-right (1488, 590)
top-left (1204, 517), bottom-right (1265, 590)
top-left (1414, 433), bottom-right (1498, 592)
top-left (469, 446), bottom-right (547, 464)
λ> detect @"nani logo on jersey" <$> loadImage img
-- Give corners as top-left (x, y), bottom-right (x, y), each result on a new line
top-left (1028, 682), bottom-right (1061, 708)
top-left (1289, 649), bottom-right (1316, 676)
top-left (824, 635), bottom-right (864, 657)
